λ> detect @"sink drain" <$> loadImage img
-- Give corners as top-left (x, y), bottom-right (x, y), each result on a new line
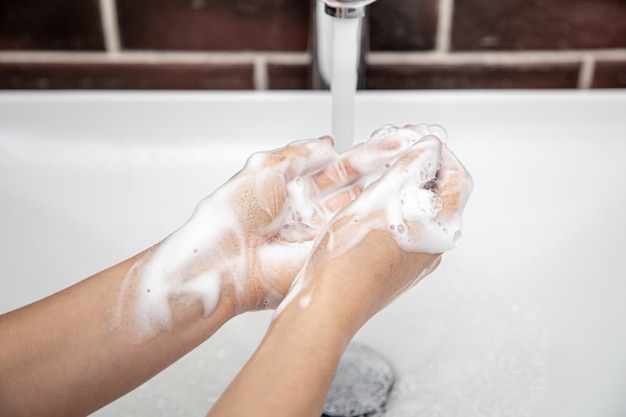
top-left (323, 343), bottom-right (395, 417)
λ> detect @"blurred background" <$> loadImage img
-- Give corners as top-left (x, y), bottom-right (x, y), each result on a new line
top-left (0, 0), bottom-right (625, 90)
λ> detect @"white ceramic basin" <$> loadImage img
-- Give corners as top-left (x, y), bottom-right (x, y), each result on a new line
top-left (1, 91), bottom-right (625, 417)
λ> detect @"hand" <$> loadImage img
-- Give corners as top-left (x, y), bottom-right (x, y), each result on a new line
top-left (276, 133), bottom-right (473, 326)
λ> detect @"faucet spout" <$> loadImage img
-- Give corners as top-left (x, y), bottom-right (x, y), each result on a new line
top-left (311, 0), bottom-right (379, 151)
top-left (311, 0), bottom-right (378, 89)
top-left (322, 0), bottom-right (377, 19)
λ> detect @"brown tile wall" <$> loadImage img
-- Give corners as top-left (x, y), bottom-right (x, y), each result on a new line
top-left (116, 0), bottom-right (310, 51)
top-left (1, 0), bottom-right (625, 90)
top-left (366, 63), bottom-right (581, 89)
top-left (369, 0), bottom-right (439, 51)
top-left (451, 0), bottom-right (626, 50)
top-left (0, 0), bottom-right (104, 50)
top-left (0, 62), bottom-right (254, 89)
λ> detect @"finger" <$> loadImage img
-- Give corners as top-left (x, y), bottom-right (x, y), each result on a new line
top-left (322, 184), bottom-right (364, 213)
top-left (313, 129), bottom-right (415, 193)
top-left (333, 135), bottom-right (443, 222)
top-left (435, 144), bottom-right (473, 223)
top-left (403, 123), bottom-right (448, 144)
top-left (312, 154), bottom-right (359, 192)
top-left (245, 137), bottom-right (337, 181)
top-left (365, 136), bottom-right (447, 254)
top-left (389, 135), bottom-right (443, 184)
top-left (336, 136), bottom-right (443, 223)
top-left (344, 126), bottom-right (445, 186)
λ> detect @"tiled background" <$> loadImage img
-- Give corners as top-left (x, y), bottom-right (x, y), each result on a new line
top-left (1, 0), bottom-right (625, 89)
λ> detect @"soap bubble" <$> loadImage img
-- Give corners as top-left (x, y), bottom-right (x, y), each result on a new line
top-left (370, 124), bottom-right (398, 141)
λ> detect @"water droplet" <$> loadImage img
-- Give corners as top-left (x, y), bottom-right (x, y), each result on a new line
top-left (397, 224), bottom-right (406, 234)
top-left (389, 224), bottom-right (395, 230)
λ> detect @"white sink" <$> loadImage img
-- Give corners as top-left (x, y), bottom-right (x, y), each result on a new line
top-left (1, 91), bottom-right (625, 417)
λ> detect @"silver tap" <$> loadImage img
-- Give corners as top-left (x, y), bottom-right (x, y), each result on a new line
top-left (322, 0), bottom-right (377, 18)
top-left (311, 0), bottom-right (379, 89)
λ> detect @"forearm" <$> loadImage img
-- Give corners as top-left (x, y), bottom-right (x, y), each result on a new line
top-left (0, 249), bottom-right (236, 417)
top-left (207, 271), bottom-right (364, 417)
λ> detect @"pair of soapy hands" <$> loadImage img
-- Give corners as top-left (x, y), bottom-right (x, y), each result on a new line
top-left (126, 125), bottom-right (472, 335)
top-left (215, 124), bottom-right (473, 317)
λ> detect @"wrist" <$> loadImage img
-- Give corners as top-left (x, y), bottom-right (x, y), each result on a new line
top-left (271, 279), bottom-right (360, 351)
top-left (288, 230), bottom-right (442, 330)
top-left (275, 266), bottom-right (375, 342)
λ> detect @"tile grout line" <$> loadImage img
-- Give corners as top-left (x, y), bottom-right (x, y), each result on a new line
top-left (0, 51), bottom-right (310, 64)
top-left (435, 0), bottom-right (454, 53)
top-left (98, 0), bottom-right (121, 54)
top-left (0, 49), bottom-right (623, 68)
top-left (578, 54), bottom-right (595, 89)
top-left (367, 49), bottom-right (626, 65)
top-left (253, 56), bottom-right (268, 90)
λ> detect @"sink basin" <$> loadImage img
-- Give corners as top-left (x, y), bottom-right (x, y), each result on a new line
top-left (1, 90), bottom-right (625, 417)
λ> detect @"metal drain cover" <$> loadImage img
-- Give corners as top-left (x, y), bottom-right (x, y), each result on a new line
top-left (323, 343), bottom-right (395, 417)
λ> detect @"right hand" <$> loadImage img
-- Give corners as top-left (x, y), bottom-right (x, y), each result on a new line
top-left (276, 133), bottom-right (473, 326)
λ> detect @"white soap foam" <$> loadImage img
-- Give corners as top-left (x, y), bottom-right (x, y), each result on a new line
top-left (117, 191), bottom-right (247, 340)
top-left (115, 124), bottom-right (469, 339)
top-left (320, 135), bottom-right (467, 258)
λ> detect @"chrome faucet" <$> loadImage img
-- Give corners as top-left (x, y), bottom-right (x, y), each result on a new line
top-left (322, 0), bottom-right (378, 18)
top-left (311, 0), bottom-right (379, 89)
